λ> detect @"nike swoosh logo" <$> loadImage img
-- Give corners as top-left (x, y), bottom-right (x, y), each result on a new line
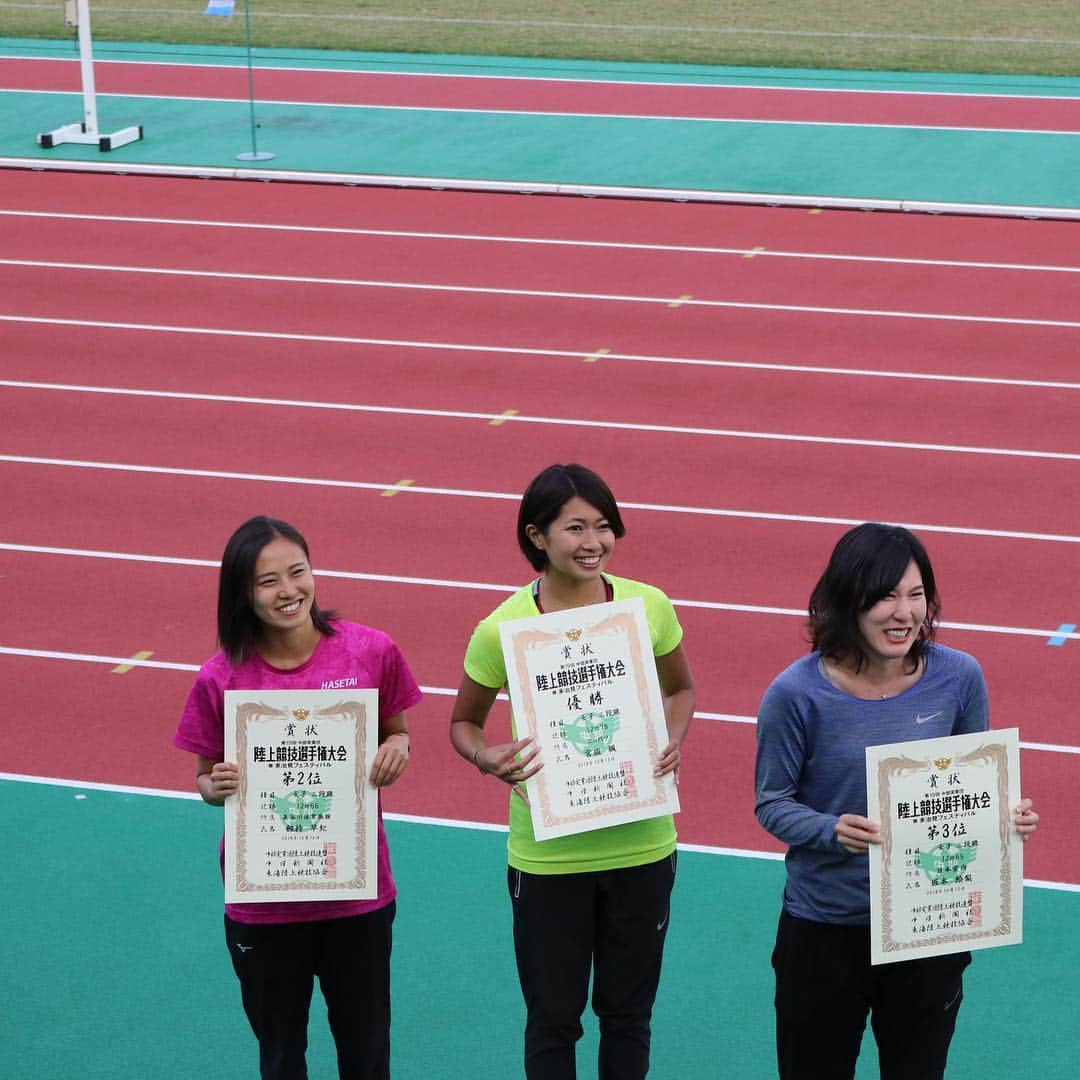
top-left (235, 944), bottom-right (254, 952)
top-left (657, 915), bottom-right (669, 932)
top-left (915, 712), bottom-right (943, 724)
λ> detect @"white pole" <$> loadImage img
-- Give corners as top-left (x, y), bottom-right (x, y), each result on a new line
top-left (76, 0), bottom-right (99, 137)
top-left (37, 0), bottom-right (143, 150)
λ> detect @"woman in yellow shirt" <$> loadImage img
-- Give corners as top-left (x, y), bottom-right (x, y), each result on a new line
top-left (450, 463), bottom-right (695, 1080)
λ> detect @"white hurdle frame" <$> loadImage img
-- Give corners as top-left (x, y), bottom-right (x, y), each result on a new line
top-left (37, 0), bottom-right (143, 151)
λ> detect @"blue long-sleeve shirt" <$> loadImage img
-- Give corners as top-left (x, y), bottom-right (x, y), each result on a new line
top-left (754, 643), bottom-right (989, 924)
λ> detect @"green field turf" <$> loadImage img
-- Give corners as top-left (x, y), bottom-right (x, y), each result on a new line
top-left (4, 1), bottom-right (1079, 76)
top-left (7, 778), bottom-right (1077, 1078)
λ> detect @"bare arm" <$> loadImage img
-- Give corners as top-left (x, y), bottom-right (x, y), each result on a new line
top-left (370, 712), bottom-right (410, 788)
top-left (195, 754), bottom-right (238, 806)
top-left (449, 673), bottom-right (542, 801)
top-left (1014, 797), bottom-right (1039, 841)
top-left (654, 643), bottom-right (695, 778)
top-left (834, 814), bottom-right (882, 853)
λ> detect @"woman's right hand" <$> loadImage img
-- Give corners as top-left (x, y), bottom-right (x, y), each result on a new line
top-left (198, 759), bottom-right (240, 804)
top-left (475, 737), bottom-right (543, 804)
top-left (835, 813), bottom-right (881, 854)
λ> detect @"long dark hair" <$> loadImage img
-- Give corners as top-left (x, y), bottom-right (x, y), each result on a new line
top-left (808, 523), bottom-right (939, 672)
top-left (517, 464), bottom-right (626, 571)
top-left (217, 515), bottom-right (336, 664)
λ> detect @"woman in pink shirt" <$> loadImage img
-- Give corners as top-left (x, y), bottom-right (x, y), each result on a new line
top-left (175, 515), bottom-right (422, 1080)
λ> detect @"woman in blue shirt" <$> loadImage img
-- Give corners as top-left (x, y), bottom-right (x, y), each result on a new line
top-left (754, 522), bottom-right (1038, 1080)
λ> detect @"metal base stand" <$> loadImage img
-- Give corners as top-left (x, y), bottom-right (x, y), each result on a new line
top-left (38, 121), bottom-right (143, 152)
top-left (37, 0), bottom-right (144, 152)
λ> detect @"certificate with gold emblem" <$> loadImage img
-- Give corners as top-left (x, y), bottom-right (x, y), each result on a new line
top-left (866, 727), bottom-right (1022, 965)
top-left (224, 689), bottom-right (378, 902)
top-left (499, 596), bottom-right (679, 841)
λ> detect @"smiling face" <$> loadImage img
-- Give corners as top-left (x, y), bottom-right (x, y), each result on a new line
top-left (856, 559), bottom-right (928, 667)
top-left (249, 536), bottom-right (316, 636)
top-left (528, 495), bottom-right (614, 586)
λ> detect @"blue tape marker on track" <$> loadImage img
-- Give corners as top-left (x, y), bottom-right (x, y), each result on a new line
top-left (1047, 623), bottom-right (1076, 646)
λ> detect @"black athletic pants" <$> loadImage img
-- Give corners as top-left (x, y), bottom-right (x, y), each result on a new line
top-left (508, 854), bottom-right (676, 1080)
top-left (771, 909), bottom-right (970, 1080)
top-left (224, 902), bottom-right (395, 1080)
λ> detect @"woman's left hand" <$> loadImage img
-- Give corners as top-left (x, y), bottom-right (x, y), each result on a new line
top-left (370, 732), bottom-right (409, 787)
top-left (1013, 797), bottom-right (1039, 841)
top-left (654, 739), bottom-right (681, 779)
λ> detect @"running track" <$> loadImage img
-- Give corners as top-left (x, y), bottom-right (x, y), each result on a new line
top-left (4, 55), bottom-right (1080, 132)
top-left (1, 167), bottom-right (1077, 886)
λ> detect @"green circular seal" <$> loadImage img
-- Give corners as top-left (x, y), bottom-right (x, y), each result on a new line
top-left (916, 841), bottom-right (976, 885)
top-left (273, 789), bottom-right (332, 832)
top-left (560, 710), bottom-right (621, 757)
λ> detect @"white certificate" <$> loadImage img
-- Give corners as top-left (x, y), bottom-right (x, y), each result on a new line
top-left (499, 596), bottom-right (679, 841)
top-left (224, 689), bottom-right (378, 903)
top-left (866, 727), bottom-right (1022, 965)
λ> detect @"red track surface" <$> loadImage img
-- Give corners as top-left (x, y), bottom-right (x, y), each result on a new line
top-left (4, 56), bottom-right (1080, 131)
top-left (1, 167), bottom-right (1077, 884)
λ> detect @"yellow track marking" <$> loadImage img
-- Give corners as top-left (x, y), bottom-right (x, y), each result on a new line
top-left (111, 650), bottom-right (154, 674)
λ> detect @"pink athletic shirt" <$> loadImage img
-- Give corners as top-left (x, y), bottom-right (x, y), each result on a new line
top-left (174, 621), bottom-right (422, 924)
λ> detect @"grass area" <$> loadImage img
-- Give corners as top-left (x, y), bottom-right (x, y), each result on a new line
top-left (4, 0), bottom-right (1080, 76)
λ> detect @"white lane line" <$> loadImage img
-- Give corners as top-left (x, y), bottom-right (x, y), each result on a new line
top-left (3, 458), bottom-right (1079, 546)
top-left (3, 313), bottom-right (1078, 391)
top-left (5, 257), bottom-right (1079, 329)
top-left (3, 209), bottom-right (1078, 275)
top-left (2, 543), bottom-right (1079, 643)
top-left (7, 54), bottom-right (1079, 103)
top-left (0, 645), bottom-right (198, 671)
top-left (1021, 879), bottom-right (1080, 893)
top-left (5, 86), bottom-right (1077, 136)
top-left (1, 772), bottom-right (1074, 887)
top-left (0, 771), bottom-right (200, 800)
top-left (0, 541), bottom-right (517, 592)
top-left (1, 649), bottom-right (1078, 745)
top-left (1023, 741), bottom-right (1080, 755)
top-left (2, 380), bottom-right (1077, 461)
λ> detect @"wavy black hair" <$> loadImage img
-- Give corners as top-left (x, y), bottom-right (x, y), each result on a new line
top-left (808, 522), bottom-right (939, 672)
top-left (217, 515), bottom-right (336, 664)
top-left (516, 464), bottom-right (626, 571)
